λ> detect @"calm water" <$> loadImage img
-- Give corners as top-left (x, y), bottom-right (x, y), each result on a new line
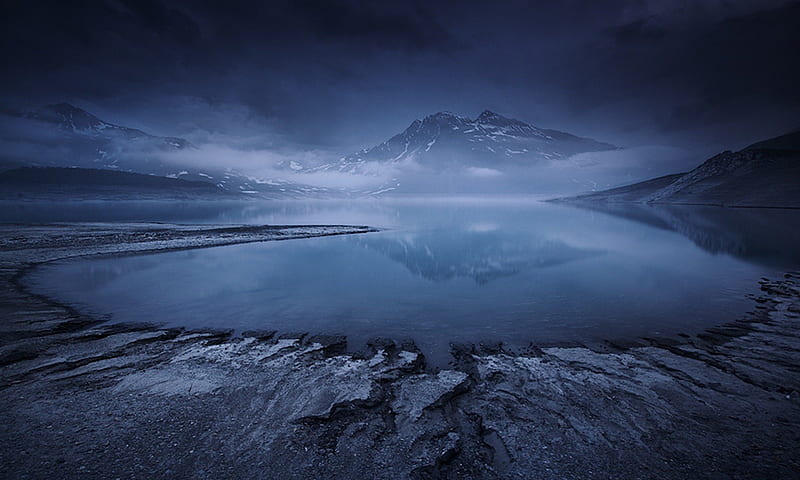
top-left (23, 198), bottom-right (800, 365)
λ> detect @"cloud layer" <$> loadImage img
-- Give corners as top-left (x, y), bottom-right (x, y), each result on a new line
top-left (2, 0), bottom-right (798, 173)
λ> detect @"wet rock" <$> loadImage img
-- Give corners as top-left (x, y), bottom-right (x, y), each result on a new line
top-left (0, 344), bottom-right (42, 366)
top-left (306, 335), bottom-right (348, 357)
top-left (277, 332), bottom-right (308, 342)
top-left (392, 370), bottom-right (470, 424)
top-left (240, 330), bottom-right (276, 341)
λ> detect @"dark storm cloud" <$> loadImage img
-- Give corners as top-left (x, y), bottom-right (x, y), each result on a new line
top-left (603, 2), bottom-right (800, 108)
top-left (1, 0), bottom-right (798, 157)
top-left (590, 1), bottom-right (800, 147)
top-left (0, 0), bottom-right (455, 89)
top-left (607, 18), bottom-right (668, 44)
top-left (293, 0), bottom-right (457, 50)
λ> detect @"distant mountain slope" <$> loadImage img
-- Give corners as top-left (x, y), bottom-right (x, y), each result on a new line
top-left (0, 166), bottom-right (228, 199)
top-left (26, 103), bottom-right (192, 149)
top-left (306, 110), bottom-right (616, 174)
top-left (8, 103), bottom-right (194, 175)
top-left (557, 131), bottom-right (800, 208)
top-left (565, 173), bottom-right (687, 203)
top-left (743, 130), bottom-right (800, 152)
top-left (2, 103), bottom-right (348, 198)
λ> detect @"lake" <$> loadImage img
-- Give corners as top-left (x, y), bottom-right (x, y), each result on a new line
top-left (20, 198), bottom-right (800, 365)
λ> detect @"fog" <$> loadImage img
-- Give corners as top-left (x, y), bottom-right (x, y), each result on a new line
top-left (1, 106), bottom-right (703, 196)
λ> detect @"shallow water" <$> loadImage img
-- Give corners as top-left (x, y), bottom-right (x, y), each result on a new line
top-left (24, 198), bottom-right (800, 365)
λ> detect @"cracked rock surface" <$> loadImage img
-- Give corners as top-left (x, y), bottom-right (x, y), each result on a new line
top-left (1, 224), bottom-right (799, 479)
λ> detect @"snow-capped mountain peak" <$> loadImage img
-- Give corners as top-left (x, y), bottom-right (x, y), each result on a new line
top-left (35, 103), bottom-right (109, 132)
top-left (24, 103), bottom-right (194, 151)
top-left (475, 109), bottom-right (506, 124)
top-left (308, 109), bottom-right (616, 174)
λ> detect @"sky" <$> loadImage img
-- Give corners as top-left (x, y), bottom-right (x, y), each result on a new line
top-left (2, 0), bottom-right (799, 163)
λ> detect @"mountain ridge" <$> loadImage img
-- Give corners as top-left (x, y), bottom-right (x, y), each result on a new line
top-left (2, 103), bottom-right (354, 198)
top-left (27, 103), bottom-right (192, 149)
top-left (0, 166), bottom-right (230, 200)
top-left (556, 130), bottom-right (800, 208)
top-left (303, 110), bottom-right (616, 175)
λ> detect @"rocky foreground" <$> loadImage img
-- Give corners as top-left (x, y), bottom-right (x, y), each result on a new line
top-left (1, 224), bottom-right (799, 479)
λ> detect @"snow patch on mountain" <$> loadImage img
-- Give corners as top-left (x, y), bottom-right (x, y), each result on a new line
top-left (303, 110), bottom-right (616, 176)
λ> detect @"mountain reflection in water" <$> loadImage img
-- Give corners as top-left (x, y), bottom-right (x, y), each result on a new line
top-left (24, 199), bottom-right (800, 365)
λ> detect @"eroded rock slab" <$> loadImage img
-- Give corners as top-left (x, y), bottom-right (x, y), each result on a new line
top-left (392, 370), bottom-right (469, 424)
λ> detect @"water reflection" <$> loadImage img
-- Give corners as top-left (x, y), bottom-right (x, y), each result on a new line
top-left (358, 229), bottom-right (601, 285)
top-left (23, 198), bottom-right (800, 366)
top-left (563, 202), bottom-right (800, 269)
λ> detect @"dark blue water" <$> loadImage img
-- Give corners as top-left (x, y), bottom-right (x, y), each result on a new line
top-left (24, 198), bottom-right (800, 365)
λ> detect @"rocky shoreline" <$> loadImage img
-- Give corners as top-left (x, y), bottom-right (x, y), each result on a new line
top-left (1, 224), bottom-right (799, 479)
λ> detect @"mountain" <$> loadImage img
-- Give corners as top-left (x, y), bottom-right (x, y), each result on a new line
top-left (1, 103), bottom-right (346, 198)
top-left (26, 103), bottom-right (192, 149)
top-left (0, 166), bottom-right (228, 200)
top-left (1, 104), bottom-right (622, 197)
top-left (557, 131), bottom-right (800, 208)
top-left (305, 110), bottom-right (616, 174)
top-left (8, 103), bottom-right (194, 175)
